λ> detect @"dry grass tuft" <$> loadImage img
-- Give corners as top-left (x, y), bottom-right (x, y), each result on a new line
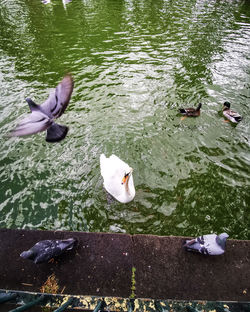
top-left (40, 273), bottom-right (59, 294)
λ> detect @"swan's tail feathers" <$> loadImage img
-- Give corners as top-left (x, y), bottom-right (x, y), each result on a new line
top-left (100, 153), bottom-right (107, 173)
top-left (100, 153), bottom-right (107, 165)
top-left (46, 123), bottom-right (68, 143)
top-left (100, 153), bottom-right (106, 159)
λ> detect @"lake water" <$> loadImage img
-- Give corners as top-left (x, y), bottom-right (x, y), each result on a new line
top-left (0, 0), bottom-right (249, 239)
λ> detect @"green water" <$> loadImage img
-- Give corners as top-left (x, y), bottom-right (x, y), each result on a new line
top-left (0, 0), bottom-right (249, 239)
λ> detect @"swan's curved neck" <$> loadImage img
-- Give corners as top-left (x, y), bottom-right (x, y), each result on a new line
top-left (124, 176), bottom-right (131, 196)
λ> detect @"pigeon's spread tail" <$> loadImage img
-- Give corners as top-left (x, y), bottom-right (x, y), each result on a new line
top-left (183, 239), bottom-right (201, 252)
top-left (183, 239), bottom-right (196, 247)
top-left (20, 250), bottom-right (34, 260)
top-left (46, 123), bottom-right (68, 143)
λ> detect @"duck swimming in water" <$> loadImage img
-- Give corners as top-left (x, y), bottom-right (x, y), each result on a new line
top-left (179, 103), bottom-right (202, 117)
top-left (222, 101), bottom-right (242, 123)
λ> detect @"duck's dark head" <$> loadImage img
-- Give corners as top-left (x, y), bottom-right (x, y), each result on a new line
top-left (197, 103), bottom-right (202, 111)
top-left (223, 101), bottom-right (231, 109)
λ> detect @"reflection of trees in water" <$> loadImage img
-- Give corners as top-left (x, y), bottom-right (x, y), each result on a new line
top-left (0, 0), bottom-right (246, 86)
top-left (0, 0), bottom-right (126, 81)
top-left (113, 0), bottom-right (246, 103)
top-left (172, 1), bottom-right (245, 102)
top-left (0, 1), bottom-right (71, 80)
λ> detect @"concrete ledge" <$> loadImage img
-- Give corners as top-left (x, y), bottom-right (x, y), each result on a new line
top-left (0, 228), bottom-right (249, 301)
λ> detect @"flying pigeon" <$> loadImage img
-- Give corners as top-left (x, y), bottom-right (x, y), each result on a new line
top-left (10, 74), bottom-right (74, 143)
top-left (20, 238), bottom-right (77, 264)
top-left (183, 233), bottom-right (229, 255)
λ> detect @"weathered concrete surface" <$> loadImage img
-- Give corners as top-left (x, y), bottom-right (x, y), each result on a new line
top-left (133, 235), bottom-right (250, 301)
top-left (0, 228), bottom-right (249, 301)
top-left (0, 229), bottom-right (133, 298)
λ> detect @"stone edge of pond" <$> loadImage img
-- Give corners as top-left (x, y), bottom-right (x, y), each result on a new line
top-left (0, 228), bottom-right (249, 302)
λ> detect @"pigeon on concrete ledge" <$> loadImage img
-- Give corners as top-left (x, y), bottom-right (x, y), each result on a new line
top-left (20, 238), bottom-right (77, 264)
top-left (183, 233), bottom-right (229, 255)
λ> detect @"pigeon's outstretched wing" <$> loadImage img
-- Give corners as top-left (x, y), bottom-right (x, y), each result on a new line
top-left (10, 111), bottom-right (52, 137)
top-left (10, 75), bottom-right (74, 141)
top-left (41, 75), bottom-right (74, 119)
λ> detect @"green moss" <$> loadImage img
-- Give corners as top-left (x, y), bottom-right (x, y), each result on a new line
top-left (130, 267), bottom-right (136, 299)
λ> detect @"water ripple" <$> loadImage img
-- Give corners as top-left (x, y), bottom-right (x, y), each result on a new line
top-left (0, 0), bottom-right (249, 239)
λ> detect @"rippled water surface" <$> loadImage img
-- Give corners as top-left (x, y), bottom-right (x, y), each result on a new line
top-left (0, 0), bottom-right (249, 238)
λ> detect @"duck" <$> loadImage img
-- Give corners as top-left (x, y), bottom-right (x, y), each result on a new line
top-left (223, 101), bottom-right (242, 123)
top-left (10, 74), bottom-right (74, 143)
top-left (179, 103), bottom-right (202, 117)
top-left (100, 154), bottom-right (135, 203)
top-left (20, 238), bottom-right (77, 264)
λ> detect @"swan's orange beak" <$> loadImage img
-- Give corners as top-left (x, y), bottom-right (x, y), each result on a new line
top-left (121, 174), bottom-right (129, 185)
top-left (121, 169), bottom-right (133, 185)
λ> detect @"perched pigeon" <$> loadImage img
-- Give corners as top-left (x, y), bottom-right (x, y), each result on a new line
top-left (10, 75), bottom-right (74, 143)
top-left (20, 238), bottom-right (77, 264)
top-left (183, 233), bottom-right (229, 255)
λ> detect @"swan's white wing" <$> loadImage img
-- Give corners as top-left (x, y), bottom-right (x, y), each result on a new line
top-left (41, 75), bottom-right (74, 119)
top-left (10, 111), bottom-right (51, 137)
top-left (100, 154), bottom-right (131, 180)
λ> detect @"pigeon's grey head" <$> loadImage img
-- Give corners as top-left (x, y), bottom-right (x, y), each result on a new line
top-left (25, 98), bottom-right (39, 112)
top-left (63, 237), bottom-right (77, 250)
top-left (219, 233), bottom-right (229, 240)
top-left (217, 233), bottom-right (229, 248)
top-left (20, 249), bottom-right (35, 260)
top-left (25, 98), bottom-right (33, 105)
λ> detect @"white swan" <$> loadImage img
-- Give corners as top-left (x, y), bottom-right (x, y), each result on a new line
top-left (100, 154), bottom-right (135, 203)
